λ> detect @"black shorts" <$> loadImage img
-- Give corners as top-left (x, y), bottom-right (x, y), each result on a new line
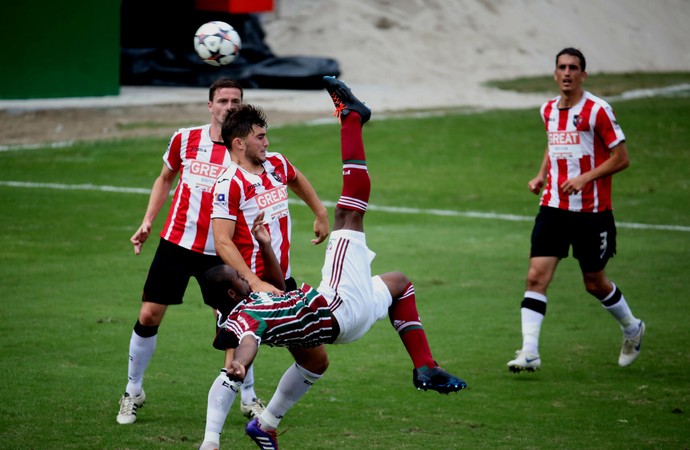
top-left (143, 238), bottom-right (223, 306)
top-left (530, 206), bottom-right (617, 273)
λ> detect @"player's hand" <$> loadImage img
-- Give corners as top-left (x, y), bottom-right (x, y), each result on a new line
top-left (311, 214), bottom-right (330, 245)
top-left (130, 221), bottom-right (152, 255)
top-left (560, 176), bottom-right (587, 195)
top-left (251, 212), bottom-right (271, 246)
top-left (527, 177), bottom-right (544, 195)
top-left (250, 279), bottom-right (283, 295)
top-left (228, 360), bottom-right (246, 379)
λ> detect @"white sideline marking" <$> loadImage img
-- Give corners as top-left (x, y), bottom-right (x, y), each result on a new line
top-left (0, 140), bottom-right (75, 152)
top-left (0, 180), bottom-right (152, 195)
top-left (1, 180), bottom-right (689, 233)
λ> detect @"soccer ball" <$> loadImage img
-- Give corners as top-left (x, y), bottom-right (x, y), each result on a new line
top-left (194, 21), bottom-right (242, 66)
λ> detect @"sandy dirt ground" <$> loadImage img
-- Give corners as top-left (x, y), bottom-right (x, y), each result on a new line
top-left (0, 104), bottom-right (325, 147)
top-left (1, 0), bottom-right (689, 147)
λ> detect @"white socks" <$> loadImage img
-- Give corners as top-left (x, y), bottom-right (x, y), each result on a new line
top-left (600, 284), bottom-right (639, 337)
top-left (240, 364), bottom-right (257, 404)
top-left (125, 331), bottom-right (156, 395)
top-left (203, 370), bottom-right (241, 444)
top-left (259, 363), bottom-right (322, 431)
top-left (521, 291), bottom-right (546, 355)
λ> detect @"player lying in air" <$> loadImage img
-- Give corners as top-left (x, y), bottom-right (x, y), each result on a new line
top-left (199, 77), bottom-right (466, 450)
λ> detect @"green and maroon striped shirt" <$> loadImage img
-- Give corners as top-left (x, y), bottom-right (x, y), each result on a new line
top-left (214, 284), bottom-right (334, 349)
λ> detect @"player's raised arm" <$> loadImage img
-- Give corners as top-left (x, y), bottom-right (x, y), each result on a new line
top-left (250, 213), bottom-right (286, 292)
top-left (212, 217), bottom-right (280, 294)
top-left (287, 168), bottom-right (330, 245)
top-left (229, 335), bottom-right (260, 380)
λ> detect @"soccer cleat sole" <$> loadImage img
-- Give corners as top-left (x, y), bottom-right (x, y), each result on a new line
top-left (415, 383), bottom-right (467, 394)
top-left (508, 364), bottom-right (540, 373)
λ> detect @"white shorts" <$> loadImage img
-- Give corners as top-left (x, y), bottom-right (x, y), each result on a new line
top-left (317, 229), bottom-right (392, 344)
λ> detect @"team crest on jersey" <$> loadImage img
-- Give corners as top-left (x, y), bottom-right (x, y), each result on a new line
top-left (573, 114), bottom-right (584, 128)
top-left (270, 172), bottom-right (283, 183)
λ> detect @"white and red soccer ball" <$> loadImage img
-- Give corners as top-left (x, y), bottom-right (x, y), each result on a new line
top-left (194, 21), bottom-right (242, 66)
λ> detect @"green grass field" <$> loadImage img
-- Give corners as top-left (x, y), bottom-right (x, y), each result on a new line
top-left (1, 93), bottom-right (689, 449)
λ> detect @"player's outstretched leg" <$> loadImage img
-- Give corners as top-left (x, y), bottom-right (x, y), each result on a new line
top-left (323, 76), bottom-right (371, 124)
top-left (383, 272), bottom-right (467, 394)
top-left (324, 76), bottom-right (371, 232)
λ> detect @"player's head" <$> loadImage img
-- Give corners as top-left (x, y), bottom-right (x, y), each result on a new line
top-left (554, 47), bottom-right (587, 94)
top-left (204, 265), bottom-right (251, 311)
top-left (555, 47), bottom-right (586, 72)
top-left (208, 79), bottom-right (243, 127)
top-left (221, 104), bottom-right (269, 158)
top-left (209, 78), bottom-right (244, 102)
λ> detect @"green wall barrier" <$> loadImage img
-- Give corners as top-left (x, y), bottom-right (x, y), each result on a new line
top-left (0, 0), bottom-right (120, 99)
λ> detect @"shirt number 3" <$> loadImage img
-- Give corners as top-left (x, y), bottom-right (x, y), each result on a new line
top-left (599, 231), bottom-right (608, 259)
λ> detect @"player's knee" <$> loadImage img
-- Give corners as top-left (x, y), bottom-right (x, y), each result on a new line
top-left (291, 348), bottom-right (329, 375)
top-left (138, 302), bottom-right (166, 326)
top-left (297, 358), bottom-right (329, 377)
top-left (525, 268), bottom-right (548, 292)
top-left (381, 271), bottom-right (411, 299)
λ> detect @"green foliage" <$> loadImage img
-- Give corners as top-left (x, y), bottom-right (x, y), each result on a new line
top-left (1, 95), bottom-right (689, 449)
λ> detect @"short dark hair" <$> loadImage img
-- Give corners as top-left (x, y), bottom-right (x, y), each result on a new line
top-left (203, 265), bottom-right (234, 313)
top-left (209, 78), bottom-right (244, 102)
top-left (556, 47), bottom-right (586, 72)
top-left (221, 104), bottom-right (268, 148)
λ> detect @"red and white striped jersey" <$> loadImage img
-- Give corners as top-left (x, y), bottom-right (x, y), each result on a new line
top-left (539, 91), bottom-right (626, 212)
top-left (159, 124), bottom-right (231, 255)
top-left (211, 152), bottom-right (297, 279)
